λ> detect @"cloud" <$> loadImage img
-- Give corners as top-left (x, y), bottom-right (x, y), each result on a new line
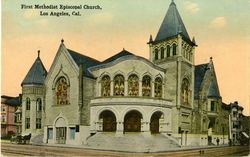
top-left (184, 1), bottom-right (200, 14)
top-left (23, 9), bottom-right (37, 19)
top-left (209, 17), bottom-right (227, 28)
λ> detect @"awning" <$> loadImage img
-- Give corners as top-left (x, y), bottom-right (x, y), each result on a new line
top-left (242, 132), bottom-right (249, 138)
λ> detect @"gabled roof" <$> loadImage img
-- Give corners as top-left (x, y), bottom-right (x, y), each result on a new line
top-left (194, 63), bottom-right (209, 98)
top-left (154, 1), bottom-right (191, 43)
top-left (21, 53), bottom-right (47, 86)
top-left (102, 49), bottom-right (134, 64)
top-left (89, 49), bottom-right (165, 72)
top-left (207, 79), bottom-right (221, 98)
top-left (67, 49), bottom-right (101, 78)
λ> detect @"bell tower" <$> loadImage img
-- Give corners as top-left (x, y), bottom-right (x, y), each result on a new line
top-left (148, 0), bottom-right (197, 135)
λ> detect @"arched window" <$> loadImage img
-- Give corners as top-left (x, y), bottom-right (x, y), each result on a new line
top-left (167, 45), bottom-right (171, 57)
top-left (155, 77), bottom-right (162, 98)
top-left (26, 97), bottom-right (30, 110)
top-left (181, 78), bottom-right (190, 105)
top-left (114, 74), bottom-right (125, 96)
top-left (142, 75), bottom-right (151, 97)
top-left (173, 44), bottom-right (177, 56)
top-left (160, 47), bottom-right (164, 59)
top-left (56, 77), bottom-right (69, 105)
top-left (101, 75), bottom-right (111, 97)
top-left (154, 48), bottom-right (159, 60)
top-left (36, 98), bottom-right (42, 111)
top-left (128, 74), bottom-right (139, 96)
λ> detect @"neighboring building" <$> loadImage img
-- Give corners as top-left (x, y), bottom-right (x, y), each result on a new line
top-left (1, 95), bottom-right (21, 137)
top-left (19, 0), bottom-right (246, 150)
top-left (225, 101), bottom-right (249, 145)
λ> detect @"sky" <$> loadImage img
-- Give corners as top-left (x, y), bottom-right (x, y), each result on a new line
top-left (2, 0), bottom-right (250, 115)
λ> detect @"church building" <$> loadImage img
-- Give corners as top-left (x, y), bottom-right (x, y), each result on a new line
top-left (20, 1), bottom-right (231, 151)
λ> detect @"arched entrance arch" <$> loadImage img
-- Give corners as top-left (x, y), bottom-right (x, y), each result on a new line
top-left (124, 110), bottom-right (142, 132)
top-left (55, 117), bottom-right (67, 144)
top-left (99, 110), bottom-right (117, 132)
top-left (150, 111), bottom-right (164, 134)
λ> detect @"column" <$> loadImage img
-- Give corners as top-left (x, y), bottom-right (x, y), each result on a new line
top-left (162, 84), bottom-right (165, 99)
top-left (98, 82), bottom-right (102, 97)
top-left (139, 80), bottom-right (142, 96)
top-left (151, 81), bottom-right (155, 97)
top-left (177, 35), bottom-right (182, 56)
top-left (116, 121), bottom-right (124, 137)
top-left (124, 80), bottom-right (128, 96)
top-left (142, 120), bottom-right (151, 137)
top-left (53, 126), bottom-right (56, 144)
top-left (43, 126), bottom-right (48, 143)
top-left (110, 80), bottom-right (114, 96)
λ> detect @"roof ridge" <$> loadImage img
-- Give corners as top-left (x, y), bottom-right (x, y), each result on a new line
top-left (67, 48), bottom-right (100, 63)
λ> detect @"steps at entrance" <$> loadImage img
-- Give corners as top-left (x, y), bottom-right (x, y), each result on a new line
top-left (86, 132), bottom-right (180, 152)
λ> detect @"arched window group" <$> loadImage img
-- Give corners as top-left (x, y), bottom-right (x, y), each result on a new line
top-left (181, 78), bottom-right (190, 105)
top-left (182, 43), bottom-right (192, 62)
top-left (55, 77), bottom-right (69, 105)
top-left (101, 74), bottom-right (163, 98)
top-left (154, 43), bottom-right (177, 61)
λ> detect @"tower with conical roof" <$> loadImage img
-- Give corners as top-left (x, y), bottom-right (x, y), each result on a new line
top-left (148, 0), bottom-right (197, 135)
top-left (21, 51), bottom-right (47, 137)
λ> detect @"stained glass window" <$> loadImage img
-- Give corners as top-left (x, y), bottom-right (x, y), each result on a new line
top-left (142, 75), bottom-right (151, 97)
top-left (128, 74), bottom-right (139, 96)
top-left (56, 77), bottom-right (69, 105)
top-left (101, 75), bottom-right (111, 97)
top-left (114, 75), bottom-right (125, 96)
top-left (154, 77), bottom-right (162, 98)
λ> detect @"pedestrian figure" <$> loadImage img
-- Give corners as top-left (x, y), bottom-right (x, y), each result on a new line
top-left (216, 137), bottom-right (220, 146)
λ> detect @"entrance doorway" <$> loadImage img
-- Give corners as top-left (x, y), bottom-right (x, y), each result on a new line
top-left (56, 127), bottom-right (66, 144)
top-left (150, 111), bottom-right (163, 134)
top-left (124, 110), bottom-right (142, 132)
top-left (100, 110), bottom-right (116, 132)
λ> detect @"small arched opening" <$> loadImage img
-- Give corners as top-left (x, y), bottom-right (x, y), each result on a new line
top-left (99, 110), bottom-right (117, 132)
top-left (150, 111), bottom-right (164, 134)
top-left (124, 110), bottom-right (142, 132)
